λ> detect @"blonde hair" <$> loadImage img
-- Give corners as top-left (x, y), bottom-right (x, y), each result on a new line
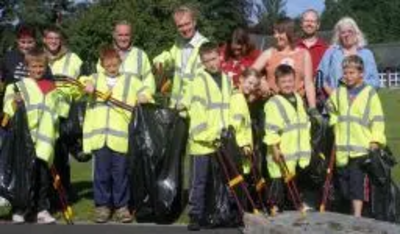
top-left (173, 5), bottom-right (198, 21)
top-left (332, 17), bottom-right (367, 48)
top-left (342, 55), bottom-right (364, 72)
top-left (25, 48), bottom-right (48, 65)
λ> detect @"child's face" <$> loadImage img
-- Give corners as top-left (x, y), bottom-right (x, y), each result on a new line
top-left (343, 66), bottom-right (363, 88)
top-left (102, 57), bottom-right (121, 77)
top-left (201, 50), bottom-right (221, 74)
top-left (240, 75), bottom-right (259, 95)
top-left (27, 60), bottom-right (46, 80)
top-left (17, 36), bottom-right (36, 55)
top-left (277, 74), bottom-right (295, 94)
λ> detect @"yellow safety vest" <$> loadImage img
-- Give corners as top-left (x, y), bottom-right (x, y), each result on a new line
top-left (81, 73), bottom-right (151, 154)
top-left (328, 85), bottom-right (386, 167)
top-left (96, 47), bottom-right (155, 94)
top-left (188, 70), bottom-right (232, 155)
top-left (49, 51), bottom-right (82, 79)
top-left (229, 90), bottom-right (253, 174)
top-left (3, 78), bottom-right (70, 165)
top-left (263, 93), bottom-right (311, 178)
top-left (153, 32), bottom-right (208, 108)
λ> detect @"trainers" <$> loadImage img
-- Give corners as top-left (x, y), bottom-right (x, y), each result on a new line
top-left (37, 210), bottom-right (56, 224)
top-left (115, 207), bottom-right (133, 223)
top-left (94, 206), bottom-right (111, 223)
top-left (187, 216), bottom-right (201, 231)
top-left (12, 213), bottom-right (25, 224)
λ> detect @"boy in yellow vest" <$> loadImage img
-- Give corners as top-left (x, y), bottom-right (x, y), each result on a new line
top-left (3, 48), bottom-right (69, 224)
top-left (263, 64), bottom-right (311, 214)
top-left (81, 46), bottom-right (151, 223)
top-left (327, 55), bottom-right (386, 217)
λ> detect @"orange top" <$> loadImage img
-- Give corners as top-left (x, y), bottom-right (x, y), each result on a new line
top-left (266, 48), bottom-right (307, 94)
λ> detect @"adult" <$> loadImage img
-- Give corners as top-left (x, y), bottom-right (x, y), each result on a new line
top-left (220, 28), bottom-right (261, 87)
top-left (96, 20), bottom-right (155, 94)
top-left (43, 25), bottom-right (82, 79)
top-left (0, 24), bottom-right (52, 85)
top-left (318, 17), bottom-right (380, 95)
top-left (297, 9), bottom-right (328, 77)
top-left (252, 17), bottom-right (316, 109)
top-left (153, 5), bottom-right (208, 108)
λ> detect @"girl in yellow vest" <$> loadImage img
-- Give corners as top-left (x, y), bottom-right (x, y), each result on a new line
top-left (263, 64), bottom-right (311, 214)
top-left (3, 48), bottom-right (70, 224)
top-left (81, 46), bottom-right (151, 223)
top-left (327, 55), bottom-right (386, 217)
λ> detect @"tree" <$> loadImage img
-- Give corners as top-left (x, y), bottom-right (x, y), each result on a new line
top-left (255, 0), bottom-right (287, 34)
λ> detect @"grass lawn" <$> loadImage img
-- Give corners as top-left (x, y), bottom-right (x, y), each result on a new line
top-left (68, 88), bottom-right (400, 223)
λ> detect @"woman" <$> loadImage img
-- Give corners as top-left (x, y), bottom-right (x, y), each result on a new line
top-left (221, 28), bottom-right (261, 87)
top-left (318, 17), bottom-right (380, 95)
top-left (252, 17), bottom-right (316, 108)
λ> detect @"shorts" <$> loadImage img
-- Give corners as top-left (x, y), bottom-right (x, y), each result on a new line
top-left (337, 157), bottom-right (369, 201)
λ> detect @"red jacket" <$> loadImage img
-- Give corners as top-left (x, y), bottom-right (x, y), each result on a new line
top-left (297, 38), bottom-right (328, 78)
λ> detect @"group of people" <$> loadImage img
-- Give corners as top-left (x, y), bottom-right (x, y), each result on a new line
top-left (0, 4), bottom-right (387, 231)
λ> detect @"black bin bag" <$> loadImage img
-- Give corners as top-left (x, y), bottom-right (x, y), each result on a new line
top-left (59, 100), bottom-right (91, 162)
top-left (128, 103), bottom-right (188, 223)
top-left (0, 103), bottom-right (36, 209)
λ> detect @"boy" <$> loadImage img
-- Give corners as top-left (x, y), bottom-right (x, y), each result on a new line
top-left (187, 42), bottom-right (233, 231)
top-left (3, 48), bottom-right (69, 224)
top-left (81, 46), bottom-right (151, 223)
top-left (263, 64), bottom-right (311, 214)
top-left (327, 55), bottom-right (386, 217)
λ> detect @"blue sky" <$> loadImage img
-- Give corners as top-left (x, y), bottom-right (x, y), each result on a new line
top-left (286, 0), bottom-right (325, 17)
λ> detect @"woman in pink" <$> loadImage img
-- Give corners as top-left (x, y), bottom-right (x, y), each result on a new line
top-left (252, 17), bottom-right (316, 108)
top-left (221, 28), bottom-right (261, 87)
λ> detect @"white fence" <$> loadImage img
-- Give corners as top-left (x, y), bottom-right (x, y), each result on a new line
top-left (379, 72), bottom-right (400, 88)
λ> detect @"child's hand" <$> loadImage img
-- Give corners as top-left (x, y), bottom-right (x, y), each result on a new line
top-left (370, 142), bottom-right (380, 151)
top-left (137, 95), bottom-right (148, 104)
top-left (84, 82), bottom-right (95, 94)
top-left (243, 146), bottom-right (252, 156)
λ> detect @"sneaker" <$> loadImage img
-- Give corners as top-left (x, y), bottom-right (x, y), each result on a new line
top-left (187, 216), bottom-right (201, 231)
top-left (37, 210), bottom-right (56, 224)
top-left (12, 213), bottom-right (25, 224)
top-left (115, 207), bottom-right (133, 223)
top-left (94, 206), bottom-right (111, 223)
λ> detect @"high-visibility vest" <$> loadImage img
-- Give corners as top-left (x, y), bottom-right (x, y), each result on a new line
top-left (96, 47), bottom-right (155, 94)
top-left (3, 78), bottom-right (70, 165)
top-left (229, 90), bottom-right (253, 174)
top-left (188, 70), bottom-right (232, 155)
top-left (328, 85), bottom-right (386, 167)
top-left (81, 73), bottom-right (151, 154)
top-left (153, 32), bottom-right (208, 108)
top-left (49, 51), bottom-right (82, 79)
top-left (263, 93), bottom-right (311, 179)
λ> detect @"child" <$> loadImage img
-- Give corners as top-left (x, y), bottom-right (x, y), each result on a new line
top-left (187, 42), bottom-right (233, 231)
top-left (263, 64), bottom-right (311, 214)
top-left (3, 48), bottom-right (69, 224)
top-left (81, 46), bottom-right (151, 223)
top-left (230, 68), bottom-right (261, 174)
top-left (327, 55), bottom-right (386, 217)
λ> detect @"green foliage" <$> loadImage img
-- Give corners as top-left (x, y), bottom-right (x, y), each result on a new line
top-left (254, 0), bottom-right (287, 34)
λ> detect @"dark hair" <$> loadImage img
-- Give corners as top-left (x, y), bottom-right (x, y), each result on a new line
top-left (225, 28), bottom-right (256, 60)
top-left (16, 24), bottom-right (36, 39)
top-left (242, 68), bottom-right (262, 80)
top-left (274, 64), bottom-right (296, 81)
top-left (99, 45), bottom-right (121, 62)
top-left (199, 42), bottom-right (219, 57)
top-left (273, 17), bottom-right (297, 48)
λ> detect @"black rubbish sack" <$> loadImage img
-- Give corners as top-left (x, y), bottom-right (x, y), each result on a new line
top-left (0, 102), bottom-right (36, 209)
top-left (363, 147), bottom-right (397, 186)
top-left (128, 104), bottom-right (188, 223)
top-left (59, 100), bottom-right (91, 162)
top-left (370, 179), bottom-right (400, 223)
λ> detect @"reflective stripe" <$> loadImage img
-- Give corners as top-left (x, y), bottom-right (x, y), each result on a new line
top-left (338, 115), bottom-right (367, 127)
top-left (122, 74), bottom-right (132, 103)
top-left (136, 86), bottom-right (148, 96)
top-left (171, 93), bottom-right (183, 102)
top-left (137, 50), bottom-right (143, 80)
top-left (199, 73), bottom-right (211, 104)
top-left (18, 81), bottom-right (30, 104)
top-left (62, 52), bottom-right (72, 75)
top-left (190, 122), bottom-right (207, 136)
top-left (173, 67), bottom-right (196, 80)
top-left (336, 145), bottom-right (369, 154)
top-left (208, 103), bottom-right (229, 110)
top-left (269, 97), bottom-right (290, 124)
top-left (192, 95), bottom-right (207, 107)
top-left (36, 132), bottom-right (54, 144)
top-left (283, 122), bottom-right (308, 133)
top-left (265, 123), bottom-right (280, 132)
top-left (83, 128), bottom-right (128, 139)
top-left (362, 88), bottom-right (377, 124)
top-left (371, 115), bottom-right (384, 122)
top-left (285, 151), bottom-right (311, 161)
top-left (233, 114), bottom-right (244, 121)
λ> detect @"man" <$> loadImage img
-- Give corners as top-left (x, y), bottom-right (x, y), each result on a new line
top-left (96, 21), bottom-right (155, 94)
top-left (43, 25), bottom-right (82, 79)
top-left (43, 25), bottom-right (82, 202)
top-left (153, 5), bottom-right (208, 108)
top-left (297, 9), bottom-right (328, 77)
